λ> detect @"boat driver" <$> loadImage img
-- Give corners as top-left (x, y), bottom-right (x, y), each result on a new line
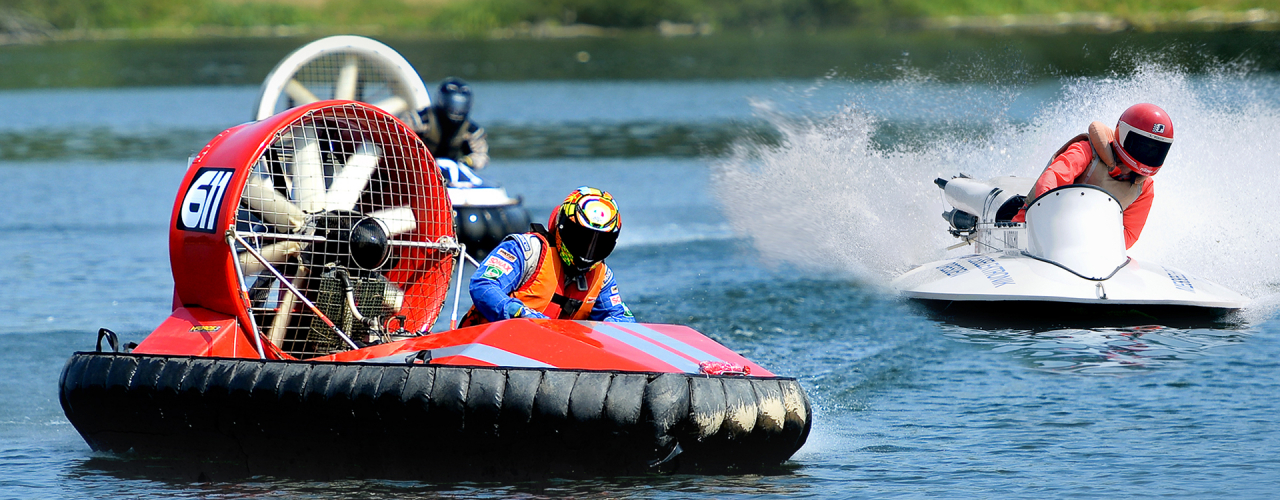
top-left (459, 186), bottom-right (636, 325)
top-left (1012, 103), bottom-right (1174, 249)
top-left (416, 77), bottom-right (490, 170)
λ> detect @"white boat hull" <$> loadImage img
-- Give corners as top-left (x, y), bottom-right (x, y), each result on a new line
top-left (894, 179), bottom-right (1248, 314)
top-left (448, 186), bottom-right (521, 208)
top-left (893, 253), bottom-right (1247, 310)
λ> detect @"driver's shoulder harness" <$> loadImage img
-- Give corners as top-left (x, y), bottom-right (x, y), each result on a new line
top-left (1030, 120), bottom-right (1147, 210)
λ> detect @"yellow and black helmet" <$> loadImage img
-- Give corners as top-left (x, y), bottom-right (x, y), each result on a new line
top-left (549, 186), bottom-right (621, 272)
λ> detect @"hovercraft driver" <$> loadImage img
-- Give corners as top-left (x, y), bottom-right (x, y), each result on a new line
top-left (459, 186), bottom-right (635, 325)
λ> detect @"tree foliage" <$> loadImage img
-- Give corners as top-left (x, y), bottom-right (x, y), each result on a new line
top-left (4, 0), bottom-right (1280, 33)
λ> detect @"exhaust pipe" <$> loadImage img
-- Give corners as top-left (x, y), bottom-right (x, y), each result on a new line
top-left (942, 209), bottom-right (977, 231)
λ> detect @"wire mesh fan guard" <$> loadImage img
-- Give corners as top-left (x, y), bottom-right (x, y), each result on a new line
top-left (233, 102), bottom-right (452, 358)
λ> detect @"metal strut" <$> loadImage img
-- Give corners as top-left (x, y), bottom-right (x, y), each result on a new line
top-left (230, 231), bottom-right (360, 351)
top-left (225, 231), bottom-right (268, 359)
top-left (447, 245), bottom-right (483, 331)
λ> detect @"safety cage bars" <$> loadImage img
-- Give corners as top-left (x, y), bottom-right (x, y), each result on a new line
top-left (225, 103), bottom-right (457, 359)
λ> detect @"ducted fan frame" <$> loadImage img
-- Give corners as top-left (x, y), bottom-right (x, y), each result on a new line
top-left (163, 100), bottom-right (456, 360)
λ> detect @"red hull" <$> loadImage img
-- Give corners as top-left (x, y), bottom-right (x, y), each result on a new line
top-left (136, 308), bottom-right (771, 376)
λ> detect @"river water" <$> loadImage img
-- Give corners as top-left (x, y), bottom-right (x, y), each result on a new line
top-left (3, 38), bottom-right (1280, 498)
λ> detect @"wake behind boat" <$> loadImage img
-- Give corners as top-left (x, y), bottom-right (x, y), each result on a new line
top-left (892, 176), bottom-right (1247, 321)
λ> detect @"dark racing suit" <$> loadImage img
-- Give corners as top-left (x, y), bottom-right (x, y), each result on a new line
top-left (418, 110), bottom-right (490, 170)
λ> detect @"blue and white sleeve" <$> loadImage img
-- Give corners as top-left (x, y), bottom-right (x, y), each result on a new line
top-left (468, 240), bottom-right (529, 321)
top-left (590, 265), bottom-right (636, 323)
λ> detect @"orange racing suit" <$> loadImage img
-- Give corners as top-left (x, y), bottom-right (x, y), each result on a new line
top-left (1012, 138), bottom-right (1154, 249)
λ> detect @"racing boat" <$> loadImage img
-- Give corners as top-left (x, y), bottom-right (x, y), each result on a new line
top-left (891, 175), bottom-right (1248, 321)
top-left (252, 34), bottom-right (529, 261)
top-left (437, 158), bottom-right (531, 260)
top-left (58, 101), bottom-right (810, 477)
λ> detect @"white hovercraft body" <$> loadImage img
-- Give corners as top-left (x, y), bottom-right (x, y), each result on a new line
top-left (436, 158), bottom-right (521, 207)
top-left (892, 177), bottom-right (1248, 310)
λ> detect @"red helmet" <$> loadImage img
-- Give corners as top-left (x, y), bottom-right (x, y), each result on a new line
top-left (1112, 103), bottom-right (1174, 177)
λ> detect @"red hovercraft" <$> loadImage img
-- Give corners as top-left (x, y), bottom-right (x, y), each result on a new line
top-left (58, 100), bottom-right (811, 477)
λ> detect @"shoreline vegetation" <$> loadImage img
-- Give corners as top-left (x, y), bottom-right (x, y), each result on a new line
top-left (3, 1), bottom-right (1280, 44)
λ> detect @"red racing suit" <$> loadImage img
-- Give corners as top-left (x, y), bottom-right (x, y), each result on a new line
top-left (1012, 138), bottom-right (1154, 249)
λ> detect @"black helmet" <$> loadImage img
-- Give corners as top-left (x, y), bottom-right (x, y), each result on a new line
top-left (551, 187), bottom-right (621, 272)
top-left (435, 77), bottom-right (472, 123)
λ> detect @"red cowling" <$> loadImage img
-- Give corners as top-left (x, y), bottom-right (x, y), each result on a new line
top-left (315, 319), bottom-right (775, 376)
top-left (136, 100), bottom-right (453, 358)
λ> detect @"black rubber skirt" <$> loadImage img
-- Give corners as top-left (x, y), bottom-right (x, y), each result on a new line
top-left (59, 352), bottom-right (811, 477)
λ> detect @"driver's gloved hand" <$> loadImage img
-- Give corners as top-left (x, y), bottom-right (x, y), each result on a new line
top-left (505, 301), bottom-right (548, 320)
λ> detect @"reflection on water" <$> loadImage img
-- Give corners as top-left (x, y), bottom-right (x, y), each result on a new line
top-left (941, 324), bottom-right (1250, 374)
top-left (0, 127), bottom-right (221, 162)
top-left (70, 454), bottom-right (812, 499)
top-left (0, 79), bottom-right (1047, 162)
top-left (488, 122), bottom-right (776, 158)
top-left (5, 32), bottom-right (1280, 89)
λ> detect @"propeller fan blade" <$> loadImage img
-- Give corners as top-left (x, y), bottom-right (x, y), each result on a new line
top-left (284, 79), bottom-right (320, 106)
top-left (335, 56), bottom-right (360, 101)
top-left (368, 206), bottom-right (417, 236)
top-left (238, 240), bottom-right (304, 276)
top-left (372, 96), bottom-right (409, 116)
top-left (325, 143), bottom-right (381, 212)
top-left (288, 127), bottom-right (327, 213)
top-left (242, 175), bottom-right (306, 233)
top-left (267, 268), bottom-right (309, 347)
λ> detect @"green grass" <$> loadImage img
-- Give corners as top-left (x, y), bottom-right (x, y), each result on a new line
top-left (4, 0), bottom-right (1280, 36)
top-left (903, 0), bottom-right (1278, 17)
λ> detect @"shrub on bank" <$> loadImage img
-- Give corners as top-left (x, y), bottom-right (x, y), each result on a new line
top-left (2, 0), bottom-right (1279, 35)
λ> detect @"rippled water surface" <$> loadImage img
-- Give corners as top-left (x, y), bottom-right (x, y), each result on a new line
top-left (4, 39), bottom-right (1280, 498)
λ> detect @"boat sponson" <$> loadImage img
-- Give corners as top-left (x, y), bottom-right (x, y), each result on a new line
top-left (58, 352), bottom-right (811, 477)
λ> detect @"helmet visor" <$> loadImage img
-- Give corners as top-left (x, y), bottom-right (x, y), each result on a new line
top-left (1122, 132), bottom-right (1171, 168)
top-left (443, 92), bottom-right (471, 121)
top-left (558, 219), bottom-right (618, 267)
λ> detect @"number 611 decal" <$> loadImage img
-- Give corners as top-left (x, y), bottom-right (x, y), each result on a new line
top-left (176, 167), bottom-right (234, 233)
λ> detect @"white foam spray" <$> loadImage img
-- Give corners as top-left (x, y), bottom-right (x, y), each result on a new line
top-left (714, 56), bottom-right (1280, 310)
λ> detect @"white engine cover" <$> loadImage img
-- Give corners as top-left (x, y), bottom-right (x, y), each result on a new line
top-left (1024, 185), bottom-right (1127, 280)
top-left (438, 158), bottom-right (520, 208)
